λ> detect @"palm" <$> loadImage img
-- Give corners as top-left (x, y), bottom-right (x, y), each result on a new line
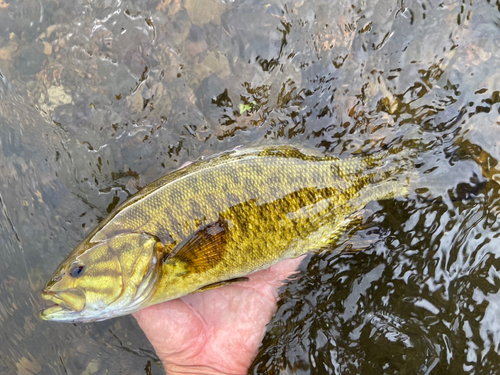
top-left (133, 256), bottom-right (304, 375)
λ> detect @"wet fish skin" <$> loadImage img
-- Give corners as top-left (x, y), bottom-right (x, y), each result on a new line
top-left (41, 146), bottom-right (409, 322)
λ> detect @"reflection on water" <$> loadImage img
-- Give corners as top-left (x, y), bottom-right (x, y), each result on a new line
top-left (1, 0), bottom-right (500, 373)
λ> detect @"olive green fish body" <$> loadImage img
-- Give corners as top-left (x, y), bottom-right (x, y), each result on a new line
top-left (41, 146), bottom-right (409, 322)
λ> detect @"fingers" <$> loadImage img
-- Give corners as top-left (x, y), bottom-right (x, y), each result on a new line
top-left (268, 255), bottom-right (306, 281)
top-left (247, 255), bottom-right (306, 290)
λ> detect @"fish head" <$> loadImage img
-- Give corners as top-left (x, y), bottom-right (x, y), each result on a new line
top-left (41, 233), bottom-right (161, 322)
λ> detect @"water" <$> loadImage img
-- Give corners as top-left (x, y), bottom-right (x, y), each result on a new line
top-left (1, 0), bottom-right (500, 373)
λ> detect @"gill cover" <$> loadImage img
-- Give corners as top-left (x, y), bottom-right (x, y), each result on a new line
top-left (41, 233), bottom-right (160, 322)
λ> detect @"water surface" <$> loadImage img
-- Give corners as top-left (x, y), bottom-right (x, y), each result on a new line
top-left (1, 0), bottom-right (500, 373)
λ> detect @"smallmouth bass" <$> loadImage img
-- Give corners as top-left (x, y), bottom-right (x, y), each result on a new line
top-left (41, 146), bottom-right (410, 322)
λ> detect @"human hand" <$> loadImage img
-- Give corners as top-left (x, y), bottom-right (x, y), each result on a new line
top-left (133, 256), bottom-right (305, 375)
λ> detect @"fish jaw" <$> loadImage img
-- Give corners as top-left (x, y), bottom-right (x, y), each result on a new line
top-left (39, 307), bottom-right (106, 323)
top-left (40, 305), bottom-right (77, 322)
top-left (40, 289), bottom-right (87, 322)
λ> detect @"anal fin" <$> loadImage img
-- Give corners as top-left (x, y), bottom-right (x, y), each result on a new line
top-left (315, 210), bottom-right (365, 250)
top-left (320, 209), bottom-right (382, 254)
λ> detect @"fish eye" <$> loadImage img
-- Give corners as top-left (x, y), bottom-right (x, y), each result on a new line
top-left (69, 263), bottom-right (85, 278)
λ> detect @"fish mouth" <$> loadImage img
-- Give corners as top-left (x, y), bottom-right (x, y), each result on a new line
top-left (40, 289), bottom-right (86, 321)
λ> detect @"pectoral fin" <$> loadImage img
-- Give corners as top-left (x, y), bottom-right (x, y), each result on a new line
top-left (194, 277), bottom-right (250, 293)
top-left (170, 220), bottom-right (228, 273)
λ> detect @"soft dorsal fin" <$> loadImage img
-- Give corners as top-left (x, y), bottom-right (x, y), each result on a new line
top-left (170, 220), bottom-right (228, 273)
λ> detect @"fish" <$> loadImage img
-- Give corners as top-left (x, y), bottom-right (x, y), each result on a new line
top-left (40, 145), bottom-right (410, 322)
